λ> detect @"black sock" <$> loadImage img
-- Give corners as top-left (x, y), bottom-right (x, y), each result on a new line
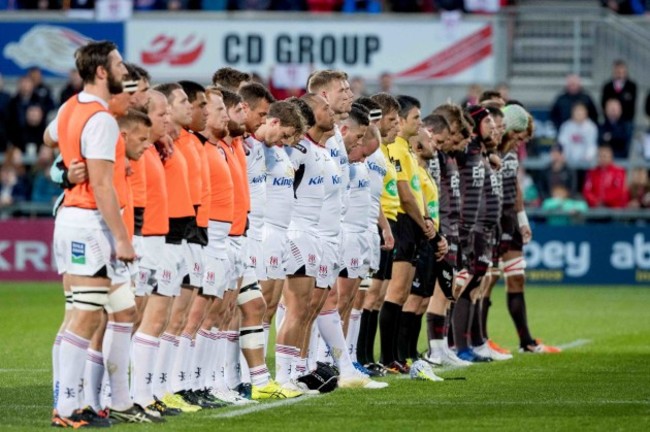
top-left (470, 301), bottom-right (485, 347)
top-left (507, 292), bottom-right (534, 347)
top-left (379, 301), bottom-right (401, 365)
top-left (366, 310), bottom-right (379, 364)
top-left (481, 297), bottom-right (492, 339)
top-left (452, 297), bottom-right (471, 351)
top-left (357, 309), bottom-right (371, 365)
top-left (397, 311), bottom-right (415, 362)
top-left (409, 313), bottom-right (423, 359)
top-left (426, 312), bottom-right (446, 342)
top-left (447, 302), bottom-right (455, 347)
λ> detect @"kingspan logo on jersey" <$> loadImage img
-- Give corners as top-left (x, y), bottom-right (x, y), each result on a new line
top-left (272, 177), bottom-right (293, 186)
top-left (367, 161), bottom-right (387, 177)
top-left (251, 174), bottom-right (266, 184)
top-left (332, 175), bottom-right (342, 185)
top-left (308, 176), bottom-right (324, 185)
top-left (358, 179), bottom-right (370, 188)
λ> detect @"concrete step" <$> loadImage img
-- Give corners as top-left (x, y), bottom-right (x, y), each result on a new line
top-left (511, 63), bottom-right (592, 76)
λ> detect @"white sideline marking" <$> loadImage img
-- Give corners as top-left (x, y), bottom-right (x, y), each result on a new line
top-left (211, 395), bottom-right (315, 419)
top-left (0, 368), bottom-right (48, 372)
top-left (557, 339), bottom-right (592, 350)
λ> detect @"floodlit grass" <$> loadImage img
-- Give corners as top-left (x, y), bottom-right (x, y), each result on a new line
top-left (1, 283), bottom-right (649, 431)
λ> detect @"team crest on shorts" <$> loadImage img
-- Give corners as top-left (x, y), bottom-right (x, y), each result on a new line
top-left (269, 256), bottom-right (279, 268)
top-left (308, 254), bottom-right (317, 266)
top-left (350, 258), bottom-right (359, 270)
top-left (319, 265), bottom-right (328, 277)
top-left (71, 242), bottom-right (86, 265)
top-left (205, 271), bottom-right (215, 284)
top-left (161, 269), bottom-right (173, 283)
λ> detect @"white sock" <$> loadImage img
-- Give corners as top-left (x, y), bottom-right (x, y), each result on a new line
top-left (307, 323), bottom-right (320, 371)
top-left (347, 309), bottom-right (362, 364)
top-left (239, 350), bottom-right (251, 384)
top-left (130, 332), bottom-right (159, 407)
top-left (317, 309), bottom-right (356, 377)
top-left (103, 322), bottom-right (133, 411)
top-left (172, 333), bottom-right (193, 393)
top-left (99, 370), bottom-right (111, 411)
top-left (154, 333), bottom-right (178, 397)
top-left (193, 329), bottom-right (211, 391)
top-left (213, 329), bottom-right (229, 392)
top-left (224, 331), bottom-right (241, 389)
top-left (275, 303), bottom-right (286, 333)
top-left (275, 344), bottom-right (296, 385)
top-left (57, 331), bottom-right (90, 417)
top-left (291, 357), bottom-right (308, 380)
top-left (317, 325), bottom-right (332, 364)
top-left (83, 349), bottom-right (104, 412)
top-left (52, 333), bottom-right (63, 409)
top-left (249, 364), bottom-right (270, 387)
top-left (263, 322), bottom-right (271, 358)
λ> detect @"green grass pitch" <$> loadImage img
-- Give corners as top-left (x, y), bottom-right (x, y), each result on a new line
top-left (1, 283), bottom-right (649, 431)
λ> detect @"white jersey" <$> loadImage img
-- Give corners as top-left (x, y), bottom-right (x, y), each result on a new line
top-left (318, 135), bottom-right (343, 237)
top-left (366, 148), bottom-right (387, 231)
top-left (263, 144), bottom-right (295, 229)
top-left (326, 125), bottom-right (350, 214)
top-left (244, 135), bottom-right (266, 240)
top-left (342, 162), bottom-right (371, 233)
top-left (286, 136), bottom-right (325, 234)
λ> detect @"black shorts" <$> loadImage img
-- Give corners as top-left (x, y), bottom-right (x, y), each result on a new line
top-left (410, 241), bottom-right (436, 298)
top-left (499, 210), bottom-right (523, 254)
top-left (372, 219), bottom-right (397, 281)
top-left (393, 213), bottom-right (424, 264)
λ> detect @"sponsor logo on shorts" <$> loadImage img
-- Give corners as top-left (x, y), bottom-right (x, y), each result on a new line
top-left (161, 269), bottom-right (172, 283)
top-left (71, 242), bottom-right (86, 265)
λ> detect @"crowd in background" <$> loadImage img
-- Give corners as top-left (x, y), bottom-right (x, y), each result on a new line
top-left (1, 58), bottom-right (650, 218)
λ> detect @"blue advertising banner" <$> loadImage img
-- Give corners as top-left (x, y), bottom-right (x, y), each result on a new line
top-left (0, 22), bottom-right (124, 77)
top-left (524, 225), bottom-right (650, 285)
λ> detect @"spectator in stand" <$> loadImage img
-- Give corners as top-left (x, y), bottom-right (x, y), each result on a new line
top-left (539, 144), bottom-right (577, 199)
top-left (59, 69), bottom-right (83, 105)
top-left (601, 0), bottom-right (647, 14)
top-left (342, 0), bottom-right (381, 12)
top-left (627, 166), bottom-right (650, 208)
top-left (379, 71), bottom-right (395, 93)
top-left (550, 74), bottom-right (599, 130)
top-left (461, 83), bottom-right (482, 106)
top-left (496, 82), bottom-right (510, 102)
top-left (557, 102), bottom-right (598, 168)
top-left (542, 184), bottom-right (588, 226)
top-left (30, 145), bottom-right (59, 205)
top-left (350, 76), bottom-right (368, 99)
top-left (599, 98), bottom-right (632, 159)
top-left (0, 73), bottom-right (10, 153)
top-left (0, 149), bottom-right (30, 208)
top-left (583, 145), bottom-right (629, 208)
top-left (7, 76), bottom-right (47, 152)
top-left (26, 67), bottom-right (54, 115)
top-left (601, 59), bottom-right (636, 141)
top-left (306, 0), bottom-right (337, 11)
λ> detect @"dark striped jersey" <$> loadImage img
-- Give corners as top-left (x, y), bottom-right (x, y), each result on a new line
top-left (501, 150), bottom-right (519, 209)
top-left (477, 157), bottom-right (502, 231)
top-left (458, 138), bottom-right (485, 247)
top-left (428, 154), bottom-right (441, 188)
top-left (438, 151), bottom-right (461, 238)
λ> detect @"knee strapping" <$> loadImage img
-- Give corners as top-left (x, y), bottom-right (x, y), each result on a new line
top-left (65, 293), bottom-right (73, 311)
top-left (501, 258), bottom-right (526, 278)
top-left (105, 283), bottom-right (136, 313)
top-left (240, 326), bottom-right (265, 350)
top-left (237, 283), bottom-right (263, 306)
top-left (72, 286), bottom-right (109, 311)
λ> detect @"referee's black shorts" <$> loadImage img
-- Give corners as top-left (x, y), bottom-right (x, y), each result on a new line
top-left (372, 219), bottom-right (397, 281)
top-left (393, 213), bottom-right (424, 264)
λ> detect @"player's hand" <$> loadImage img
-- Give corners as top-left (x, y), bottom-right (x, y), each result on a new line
top-left (115, 239), bottom-right (136, 263)
top-left (435, 236), bottom-right (448, 261)
top-left (125, 160), bottom-right (133, 177)
top-left (381, 228), bottom-right (395, 250)
top-left (489, 153), bottom-right (502, 170)
top-left (68, 159), bottom-right (88, 184)
top-left (520, 225), bottom-right (532, 244)
top-left (423, 219), bottom-right (436, 239)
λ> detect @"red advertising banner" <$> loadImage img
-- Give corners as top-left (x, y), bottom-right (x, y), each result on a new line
top-left (0, 219), bottom-right (58, 281)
